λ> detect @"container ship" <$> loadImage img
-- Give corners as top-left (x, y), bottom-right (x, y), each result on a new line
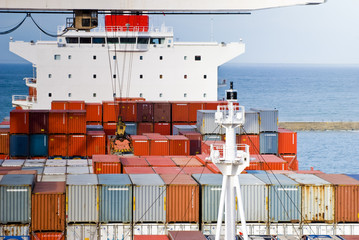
top-left (1, 12), bottom-right (359, 240)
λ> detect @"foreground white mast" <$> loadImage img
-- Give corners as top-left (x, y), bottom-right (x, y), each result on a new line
top-left (209, 82), bottom-right (250, 240)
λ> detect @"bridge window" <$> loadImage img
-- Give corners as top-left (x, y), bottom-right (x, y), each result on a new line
top-left (120, 38), bottom-right (136, 44)
top-left (150, 38), bottom-right (165, 45)
top-left (93, 55), bottom-right (96, 60)
top-left (204, 75), bottom-right (207, 79)
top-left (184, 56), bottom-right (187, 60)
top-left (113, 74), bottom-right (116, 79)
top-left (68, 74), bottom-right (72, 79)
top-left (113, 56), bottom-right (116, 60)
top-left (140, 75), bottom-right (143, 79)
top-left (159, 56), bottom-right (163, 60)
top-left (48, 74), bottom-right (52, 78)
top-left (66, 37), bottom-right (78, 44)
top-left (184, 93), bottom-right (187, 98)
top-left (203, 93), bottom-right (207, 98)
top-left (54, 55), bottom-right (60, 60)
top-left (159, 74), bottom-right (163, 79)
top-left (93, 74), bottom-right (96, 79)
top-left (184, 75), bottom-right (187, 79)
top-left (48, 93), bottom-right (52, 97)
top-left (140, 56), bottom-right (143, 60)
top-left (139, 93), bottom-right (143, 97)
top-left (80, 38), bottom-right (91, 44)
top-left (107, 37), bottom-right (119, 44)
top-left (68, 93), bottom-right (72, 97)
top-left (93, 37), bottom-right (105, 44)
top-left (93, 93), bottom-right (96, 97)
top-left (195, 55), bottom-right (201, 61)
top-left (159, 93), bottom-right (163, 97)
top-left (68, 55), bottom-right (71, 60)
top-left (138, 38), bottom-right (149, 44)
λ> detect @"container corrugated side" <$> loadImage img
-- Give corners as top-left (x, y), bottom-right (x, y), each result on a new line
top-left (29, 110), bottom-right (49, 134)
top-left (129, 174), bottom-right (166, 223)
top-left (260, 133), bottom-right (278, 155)
top-left (0, 224), bottom-right (30, 238)
top-left (68, 135), bottom-right (86, 157)
top-left (86, 131), bottom-right (106, 158)
top-left (48, 135), bottom-right (68, 157)
top-left (137, 102), bottom-right (154, 122)
top-left (31, 232), bottom-right (65, 240)
top-left (240, 111), bottom-right (260, 134)
top-left (0, 174), bottom-right (34, 224)
top-left (10, 109), bottom-right (29, 134)
top-left (68, 111), bottom-right (86, 134)
top-left (278, 128), bottom-right (297, 155)
top-left (168, 231), bottom-right (207, 240)
top-left (29, 134), bottom-right (48, 157)
top-left (0, 128), bottom-right (9, 155)
top-left (85, 103), bottom-right (102, 123)
top-left (154, 102), bottom-right (171, 123)
top-left (98, 174), bottom-right (132, 223)
top-left (125, 122), bottom-right (137, 135)
top-left (10, 134), bottom-right (29, 157)
top-left (99, 223), bottom-right (131, 240)
top-left (196, 110), bottom-right (224, 135)
top-left (66, 224), bottom-right (98, 240)
top-left (49, 110), bottom-right (68, 134)
top-left (251, 108), bottom-right (278, 132)
top-left (154, 123), bottom-right (171, 135)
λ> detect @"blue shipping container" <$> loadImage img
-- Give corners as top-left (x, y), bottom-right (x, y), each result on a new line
top-left (260, 133), bottom-right (278, 155)
top-left (98, 174), bottom-right (133, 223)
top-left (125, 122), bottom-right (137, 135)
top-left (30, 134), bottom-right (48, 157)
top-left (10, 134), bottom-right (29, 157)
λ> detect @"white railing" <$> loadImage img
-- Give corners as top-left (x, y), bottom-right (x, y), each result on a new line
top-left (24, 77), bottom-right (37, 87)
top-left (210, 143), bottom-right (249, 161)
top-left (57, 25), bottom-right (173, 34)
top-left (12, 95), bottom-right (36, 104)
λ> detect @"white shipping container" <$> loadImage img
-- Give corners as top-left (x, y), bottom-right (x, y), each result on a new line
top-left (0, 224), bottom-right (30, 239)
top-left (99, 223), bottom-right (131, 240)
top-left (66, 224), bottom-right (98, 240)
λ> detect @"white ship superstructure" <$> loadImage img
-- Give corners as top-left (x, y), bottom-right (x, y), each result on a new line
top-left (10, 16), bottom-right (245, 109)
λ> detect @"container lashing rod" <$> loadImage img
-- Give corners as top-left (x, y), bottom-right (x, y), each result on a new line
top-left (209, 82), bottom-right (250, 240)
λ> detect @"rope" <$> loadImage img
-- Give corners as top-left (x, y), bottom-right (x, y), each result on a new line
top-left (0, 14), bottom-right (28, 35)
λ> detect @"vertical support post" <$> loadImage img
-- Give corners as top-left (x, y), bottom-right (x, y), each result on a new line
top-left (215, 176), bottom-right (228, 240)
top-left (234, 178), bottom-right (248, 240)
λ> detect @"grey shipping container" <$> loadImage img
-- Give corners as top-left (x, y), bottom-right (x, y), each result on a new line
top-left (192, 174), bottom-right (267, 223)
top-left (254, 173), bottom-right (301, 222)
top-left (173, 125), bottom-right (197, 135)
top-left (287, 173), bottom-right (334, 222)
top-left (196, 110), bottom-right (224, 135)
top-left (260, 133), bottom-right (278, 155)
top-left (98, 174), bottom-right (132, 223)
top-left (0, 174), bottom-right (35, 224)
top-left (124, 122), bottom-right (137, 135)
top-left (129, 174), bottom-right (166, 223)
top-left (202, 135), bottom-right (222, 142)
top-left (240, 111), bottom-right (260, 134)
top-left (66, 174), bottom-right (99, 223)
top-left (66, 224), bottom-right (98, 240)
top-left (250, 108), bottom-right (278, 132)
top-left (0, 160), bottom-right (3, 166)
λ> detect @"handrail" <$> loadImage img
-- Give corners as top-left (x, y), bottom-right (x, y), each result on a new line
top-left (12, 95), bottom-right (36, 103)
top-left (24, 77), bottom-right (36, 85)
top-left (57, 25), bottom-right (173, 34)
top-left (210, 143), bottom-right (249, 161)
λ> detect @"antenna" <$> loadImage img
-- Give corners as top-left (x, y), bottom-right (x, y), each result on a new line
top-left (209, 82), bottom-right (249, 240)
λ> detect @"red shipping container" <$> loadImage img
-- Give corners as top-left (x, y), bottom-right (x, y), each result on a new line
top-left (31, 232), bottom-right (65, 240)
top-left (189, 102), bottom-right (205, 122)
top-left (278, 128), bottom-right (297, 155)
top-left (137, 102), bottom-right (154, 122)
top-left (205, 101), bottom-right (226, 110)
top-left (154, 123), bottom-right (171, 135)
top-left (103, 122), bottom-right (117, 136)
top-left (49, 110), bottom-right (68, 134)
top-left (168, 231), bottom-right (207, 240)
top-left (105, 15), bottom-right (149, 32)
top-left (134, 235), bottom-right (169, 240)
top-left (279, 154), bottom-right (298, 171)
top-left (68, 135), bottom-right (86, 157)
top-left (87, 131), bottom-right (106, 157)
top-left (160, 174), bottom-right (200, 223)
top-left (92, 154), bottom-right (121, 174)
top-left (207, 163), bottom-right (221, 174)
top-left (68, 110), bottom-right (86, 134)
top-left (119, 101), bottom-right (137, 122)
top-left (201, 141), bottom-right (225, 155)
top-left (0, 128), bottom-right (9, 155)
top-left (48, 135), bottom-right (68, 157)
top-left (131, 135), bottom-right (150, 156)
top-left (51, 101), bottom-right (68, 110)
top-left (171, 102), bottom-right (189, 122)
top-left (123, 166), bottom-right (154, 174)
top-left (29, 110), bottom-right (49, 134)
top-left (152, 167), bottom-right (184, 175)
top-left (137, 122), bottom-right (154, 135)
top-left (246, 154), bottom-right (288, 171)
top-left (153, 102), bottom-right (171, 123)
top-left (115, 97), bottom-right (145, 102)
top-left (182, 166), bottom-right (213, 175)
top-left (171, 156), bottom-right (203, 167)
top-left (195, 154), bottom-right (211, 165)
top-left (103, 101), bottom-right (120, 122)
top-left (148, 135), bottom-right (169, 155)
top-left (68, 101), bottom-right (85, 110)
top-left (85, 103), bottom-right (102, 122)
top-left (181, 132), bottom-right (202, 155)
top-left (166, 135), bottom-right (190, 156)
top-left (10, 109), bottom-right (29, 134)
top-left (120, 156), bottom-right (149, 167)
top-left (239, 134), bottom-right (260, 155)
top-left (145, 156), bottom-right (176, 167)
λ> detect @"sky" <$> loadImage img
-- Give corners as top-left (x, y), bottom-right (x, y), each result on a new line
top-left (0, 0), bottom-right (358, 64)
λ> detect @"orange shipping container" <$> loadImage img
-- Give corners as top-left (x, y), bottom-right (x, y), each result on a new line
top-left (206, 163), bottom-right (221, 173)
top-left (93, 154), bottom-right (121, 174)
top-left (201, 141), bottom-right (225, 155)
top-left (145, 156), bottom-right (176, 167)
top-left (10, 109), bottom-right (29, 134)
top-left (120, 156), bottom-right (149, 167)
top-left (103, 122), bottom-right (117, 136)
top-left (239, 134), bottom-right (260, 155)
top-left (123, 166), bottom-right (154, 174)
top-left (188, 102), bottom-right (205, 122)
top-left (278, 128), bottom-right (297, 155)
top-left (154, 123), bottom-right (171, 135)
top-left (29, 110), bottom-right (49, 134)
top-left (68, 101), bottom-right (85, 110)
top-left (316, 174), bottom-right (359, 223)
top-left (280, 154), bottom-right (298, 171)
top-left (68, 135), bottom-right (86, 157)
top-left (148, 135), bottom-right (169, 155)
top-left (153, 167), bottom-right (184, 175)
top-left (204, 101), bottom-right (226, 110)
top-left (0, 128), bottom-right (9, 155)
top-left (171, 102), bottom-right (189, 122)
top-left (85, 103), bottom-right (102, 122)
top-left (160, 174), bottom-right (200, 223)
top-left (49, 110), bottom-right (68, 134)
top-left (31, 232), bottom-right (65, 240)
top-left (31, 182), bottom-right (66, 231)
top-left (166, 135), bottom-right (190, 155)
top-left (118, 101), bottom-right (137, 122)
top-left (137, 122), bottom-right (154, 135)
top-left (103, 101), bottom-right (120, 122)
top-left (134, 235), bottom-right (169, 240)
top-left (48, 135), bottom-right (68, 157)
top-left (68, 110), bottom-right (86, 134)
top-left (131, 135), bottom-right (150, 156)
top-left (87, 131), bottom-right (106, 157)
top-left (171, 156), bottom-right (203, 167)
top-left (51, 101), bottom-right (68, 110)
top-left (246, 154), bottom-right (288, 171)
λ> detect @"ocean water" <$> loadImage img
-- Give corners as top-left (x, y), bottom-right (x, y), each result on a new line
top-left (0, 63), bottom-right (358, 173)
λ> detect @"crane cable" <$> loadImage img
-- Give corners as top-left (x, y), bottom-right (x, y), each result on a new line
top-left (0, 13), bottom-right (27, 35)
